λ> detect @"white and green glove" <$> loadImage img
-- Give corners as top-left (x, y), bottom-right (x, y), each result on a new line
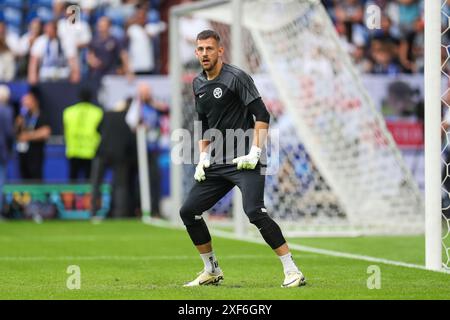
top-left (232, 146), bottom-right (261, 170)
top-left (194, 151), bottom-right (211, 182)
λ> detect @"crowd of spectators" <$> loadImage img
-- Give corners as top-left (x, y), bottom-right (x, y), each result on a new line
top-left (0, 0), bottom-right (166, 83)
top-left (324, 0), bottom-right (424, 75)
top-left (0, 0), bottom-right (428, 83)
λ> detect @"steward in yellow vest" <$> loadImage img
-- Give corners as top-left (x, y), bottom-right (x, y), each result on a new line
top-left (63, 88), bottom-right (103, 181)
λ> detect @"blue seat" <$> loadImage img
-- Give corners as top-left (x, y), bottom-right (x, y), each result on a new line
top-left (26, 10), bottom-right (38, 24)
top-left (147, 9), bottom-right (160, 24)
top-left (3, 7), bottom-right (22, 27)
top-left (30, 6), bottom-right (53, 23)
top-left (105, 8), bottom-right (125, 27)
top-left (36, 0), bottom-right (53, 8)
top-left (0, 0), bottom-right (24, 9)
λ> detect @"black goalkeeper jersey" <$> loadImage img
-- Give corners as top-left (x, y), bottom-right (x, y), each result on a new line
top-left (193, 63), bottom-right (263, 165)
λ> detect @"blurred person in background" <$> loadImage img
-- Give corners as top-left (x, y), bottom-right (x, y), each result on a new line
top-left (28, 20), bottom-right (80, 84)
top-left (398, 13), bottom-right (424, 73)
top-left (0, 86), bottom-right (13, 218)
top-left (91, 98), bottom-right (136, 219)
top-left (57, 2), bottom-right (92, 51)
top-left (63, 87), bottom-right (103, 181)
top-left (16, 18), bottom-right (43, 79)
top-left (369, 38), bottom-right (402, 75)
top-left (0, 22), bottom-right (19, 56)
top-left (369, 15), bottom-right (400, 45)
top-left (0, 23), bottom-right (16, 82)
top-left (126, 6), bottom-right (166, 75)
top-left (178, 0), bottom-right (212, 70)
top-left (386, 0), bottom-right (423, 38)
top-left (87, 16), bottom-right (132, 81)
top-left (334, 0), bottom-right (364, 26)
top-left (126, 82), bottom-right (167, 218)
top-left (15, 89), bottom-right (51, 181)
top-left (58, 2), bottom-right (93, 76)
top-left (334, 0), bottom-right (366, 49)
top-left (351, 44), bottom-right (373, 74)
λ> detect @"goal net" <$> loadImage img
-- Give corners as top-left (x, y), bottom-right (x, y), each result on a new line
top-left (170, 0), bottom-right (424, 236)
top-left (441, 0), bottom-right (450, 270)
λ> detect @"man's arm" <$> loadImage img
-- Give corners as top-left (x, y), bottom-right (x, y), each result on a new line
top-left (68, 56), bottom-right (81, 83)
top-left (194, 111), bottom-right (211, 182)
top-left (199, 139), bottom-right (211, 154)
top-left (249, 97), bottom-right (270, 148)
top-left (233, 98), bottom-right (271, 170)
top-left (17, 125), bottom-right (51, 142)
top-left (86, 49), bottom-right (102, 69)
top-left (27, 54), bottom-right (40, 85)
top-left (120, 49), bottom-right (134, 80)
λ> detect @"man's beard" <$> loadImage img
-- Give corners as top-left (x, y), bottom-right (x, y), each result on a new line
top-left (202, 59), bottom-right (217, 72)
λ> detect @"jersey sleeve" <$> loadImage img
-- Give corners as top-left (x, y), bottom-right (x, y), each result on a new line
top-left (233, 70), bottom-right (261, 107)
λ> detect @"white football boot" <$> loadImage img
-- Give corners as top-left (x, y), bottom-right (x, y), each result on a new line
top-left (282, 271), bottom-right (306, 288)
top-left (183, 269), bottom-right (224, 287)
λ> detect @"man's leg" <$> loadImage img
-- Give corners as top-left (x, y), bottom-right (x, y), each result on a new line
top-left (148, 150), bottom-right (161, 216)
top-left (19, 153), bottom-right (31, 180)
top-left (29, 153), bottom-right (44, 181)
top-left (229, 166), bottom-right (306, 287)
top-left (83, 159), bottom-right (92, 181)
top-left (69, 158), bottom-right (78, 181)
top-left (90, 157), bottom-right (106, 217)
top-left (180, 173), bottom-right (234, 286)
top-left (111, 161), bottom-right (129, 218)
top-left (0, 163), bottom-right (5, 217)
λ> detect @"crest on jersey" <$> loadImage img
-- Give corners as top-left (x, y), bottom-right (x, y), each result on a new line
top-left (213, 87), bottom-right (222, 99)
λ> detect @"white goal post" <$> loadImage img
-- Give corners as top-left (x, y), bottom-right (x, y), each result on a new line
top-left (425, 0), bottom-right (442, 271)
top-left (169, 0), bottom-right (445, 271)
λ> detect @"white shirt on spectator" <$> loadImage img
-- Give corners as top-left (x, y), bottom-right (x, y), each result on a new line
top-left (18, 33), bottom-right (33, 56)
top-left (126, 21), bottom-right (165, 73)
top-left (127, 24), bottom-right (154, 73)
top-left (0, 51), bottom-right (16, 81)
top-left (58, 18), bottom-right (92, 50)
top-left (31, 35), bottom-right (76, 81)
top-left (6, 32), bottom-right (19, 56)
top-left (179, 17), bottom-right (211, 66)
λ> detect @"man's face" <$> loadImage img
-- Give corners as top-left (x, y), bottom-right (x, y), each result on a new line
top-left (97, 17), bottom-right (111, 35)
top-left (138, 83), bottom-right (152, 101)
top-left (21, 94), bottom-right (37, 111)
top-left (45, 22), bottom-right (57, 38)
top-left (195, 37), bottom-right (223, 72)
top-left (0, 23), bottom-right (6, 38)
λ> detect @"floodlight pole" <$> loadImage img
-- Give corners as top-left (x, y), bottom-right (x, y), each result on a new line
top-left (424, 0), bottom-right (442, 271)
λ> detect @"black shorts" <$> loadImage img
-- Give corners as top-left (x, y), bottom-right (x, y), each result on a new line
top-left (180, 164), bottom-right (267, 225)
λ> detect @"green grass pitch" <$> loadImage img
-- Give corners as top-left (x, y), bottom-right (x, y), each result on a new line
top-left (0, 219), bottom-right (449, 300)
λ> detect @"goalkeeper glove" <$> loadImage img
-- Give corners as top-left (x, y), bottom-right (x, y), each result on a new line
top-left (232, 146), bottom-right (261, 170)
top-left (194, 151), bottom-right (210, 182)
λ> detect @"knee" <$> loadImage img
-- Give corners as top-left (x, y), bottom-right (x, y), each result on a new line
top-left (250, 215), bottom-right (286, 250)
top-left (179, 202), bottom-right (197, 226)
top-left (244, 205), bottom-right (267, 222)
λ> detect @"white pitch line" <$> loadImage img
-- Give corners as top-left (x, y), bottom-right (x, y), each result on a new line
top-left (142, 219), bottom-right (450, 274)
top-left (210, 229), bottom-right (450, 274)
top-left (0, 254), bottom-right (270, 262)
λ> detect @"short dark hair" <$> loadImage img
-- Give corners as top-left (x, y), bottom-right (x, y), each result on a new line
top-left (196, 30), bottom-right (221, 44)
top-left (79, 86), bottom-right (93, 102)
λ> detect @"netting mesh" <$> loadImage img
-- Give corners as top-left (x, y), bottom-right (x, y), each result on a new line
top-left (441, 0), bottom-right (450, 270)
top-left (174, 0), bottom-right (423, 234)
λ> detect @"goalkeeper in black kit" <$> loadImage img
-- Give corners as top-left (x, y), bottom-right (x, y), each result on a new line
top-left (180, 30), bottom-right (306, 288)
